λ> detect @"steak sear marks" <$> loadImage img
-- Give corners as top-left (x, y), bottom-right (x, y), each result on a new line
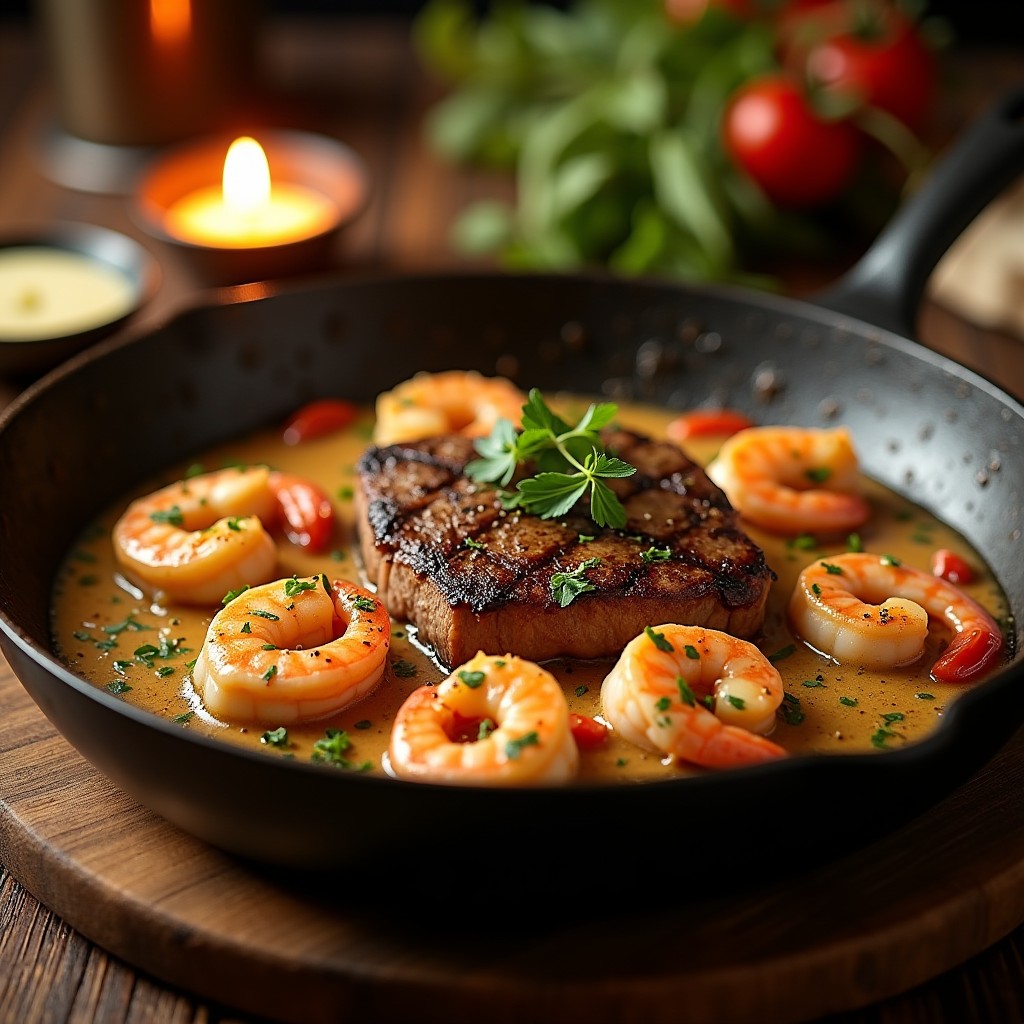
top-left (356, 428), bottom-right (774, 667)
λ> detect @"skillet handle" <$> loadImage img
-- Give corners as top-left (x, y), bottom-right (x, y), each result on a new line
top-left (812, 86), bottom-right (1024, 340)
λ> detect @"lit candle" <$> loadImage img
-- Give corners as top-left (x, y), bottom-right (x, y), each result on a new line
top-left (162, 136), bottom-right (338, 249)
top-left (0, 247), bottom-right (136, 341)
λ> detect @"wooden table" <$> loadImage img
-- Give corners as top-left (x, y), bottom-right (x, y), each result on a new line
top-left (1, 14), bottom-right (1023, 1024)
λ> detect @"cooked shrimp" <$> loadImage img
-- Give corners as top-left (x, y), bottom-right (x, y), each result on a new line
top-left (388, 652), bottom-right (579, 785)
top-left (112, 467), bottom-right (335, 604)
top-left (373, 370), bottom-right (526, 446)
top-left (191, 575), bottom-right (391, 725)
top-left (789, 552), bottom-right (1004, 684)
top-left (706, 425), bottom-right (870, 535)
top-left (601, 624), bottom-right (787, 769)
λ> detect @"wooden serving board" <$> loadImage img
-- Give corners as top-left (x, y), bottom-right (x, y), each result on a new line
top-left (3, 651), bottom-right (1024, 1024)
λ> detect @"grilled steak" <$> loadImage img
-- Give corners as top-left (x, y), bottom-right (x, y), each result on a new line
top-left (356, 428), bottom-right (774, 668)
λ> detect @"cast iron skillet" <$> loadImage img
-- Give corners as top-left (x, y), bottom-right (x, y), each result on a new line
top-left (2, 91), bottom-right (1024, 879)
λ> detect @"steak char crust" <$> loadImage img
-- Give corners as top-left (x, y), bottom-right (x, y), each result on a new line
top-left (356, 429), bottom-right (774, 668)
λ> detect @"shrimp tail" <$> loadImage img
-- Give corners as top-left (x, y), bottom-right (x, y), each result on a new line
top-left (678, 720), bottom-right (787, 769)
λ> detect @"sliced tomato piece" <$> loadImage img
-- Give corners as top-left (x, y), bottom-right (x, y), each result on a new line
top-left (282, 399), bottom-right (358, 445)
top-left (931, 628), bottom-right (1003, 685)
top-left (272, 475), bottom-right (335, 552)
top-left (931, 548), bottom-right (974, 586)
top-left (570, 713), bottom-right (609, 750)
top-left (667, 409), bottom-right (755, 442)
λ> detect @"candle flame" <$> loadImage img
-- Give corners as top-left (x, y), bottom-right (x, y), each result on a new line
top-left (222, 137), bottom-right (271, 215)
top-left (149, 0), bottom-right (191, 46)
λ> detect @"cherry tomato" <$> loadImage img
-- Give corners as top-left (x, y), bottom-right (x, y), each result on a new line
top-left (722, 74), bottom-right (862, 208)
top-left (667, 409), bottom-right (754, 442)
top-left (779, 0), bottom-right (936, 131)
top-left (805, 6), bottom-right (936, 131)
top-left (569, 713), bottom-right (609, 750)
top-left (931, 628), bottom-right (1003, 684)
top-left (931, 548), bottom-right (974, 586)
top-left (272, 475), bottom-right (335, 552)
top-left (282, 399), bottom-right (358, 445)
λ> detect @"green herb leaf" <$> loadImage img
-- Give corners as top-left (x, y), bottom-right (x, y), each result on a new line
top-left (466, 389), bottom-right (635, 527)
top-left (550, 557), bottom-right (601, 607)
top-left (644, 625), bottom-right (674, 653)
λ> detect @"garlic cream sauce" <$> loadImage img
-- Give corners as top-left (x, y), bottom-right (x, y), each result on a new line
top-left (50, 398), bottom-right (1012, 782)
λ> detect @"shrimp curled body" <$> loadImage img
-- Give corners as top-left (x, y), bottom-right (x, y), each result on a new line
top-left (601, 625), bottom-right (787, 769)
top-left (789, 553), bottom-right (1003, 683)
top-left (706, 425), bottom-right (870, 536)
top-left (388, 652), bottom-right (579, 786)
top-left (373, 370), bottom-right (526, 446)
top-left (191, 576), bottom-right (391, 725)
top-left (112, 467), bottom-right (334, 605)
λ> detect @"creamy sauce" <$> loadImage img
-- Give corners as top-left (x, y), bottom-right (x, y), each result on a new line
top-left (0, 247), bottom-right (136, 341)
top-left (50, 399), bottom-right (1012, 782)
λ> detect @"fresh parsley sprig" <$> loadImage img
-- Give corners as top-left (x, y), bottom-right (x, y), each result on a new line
top-left (465, 388), bottom-right (636, 528)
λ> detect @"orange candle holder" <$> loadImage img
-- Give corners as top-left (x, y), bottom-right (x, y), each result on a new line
top-left (133, 129), bottom-right (368, 284)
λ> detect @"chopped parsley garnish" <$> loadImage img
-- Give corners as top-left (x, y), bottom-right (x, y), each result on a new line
top-left (640, 545), bottom-right (671, 564)
top-left (106, 680), bottom-right (132, 695)
top-left (251, 609), bottom-right (280, 620)
top-left (172, 711), bottom-right (194, 725)
top-left (821, 562), bottom-right (844, 575)
top-left (683, 644), bottom-right (700, 660)
top-left (464, 536), bottom-right (486, 550)
top-left (102, 613), bottom-right (148, 636)
top-left (915, 692), bottom-right (936, 701)
top-left (149, 505), bottom-right (184, 527)
top-left (284, 576), bottom-right (318, 597)
top-left (311, 728), bottom-right (371, 771)
top-left (788, 534), bottom-right (818, 551)
top-left (337, 485), bottom-right (354, 500)
top-left (550, 558), bottom-right (601, 607)
top-left (802, 677), bottom-right (826, 688)
top-left (240, 621), bottom-right (252, 634)
top-left (478, 718), bottom-right (496, 740)
top-left (676, 677), bottom-right (696, 706)
top-left (354, 719), bottom-right (372, 730)
top-left (847, 533), bottom-right (863, 552)
top-left (505, 731), bottom-right (540, 759)
top-left (465, 388), bottom-right (636, 528)
top-left (573, 684), bottom-right (589, 698)
top-left (392, 659), bottom-right (418, 678)
top-left (458, 669), bottom-right (486, 688)
top-left (222, 585), bottom-right (250, 605)
top-left (805, 467), bottom-right (832, 484)
top-left (353, 595), bottom-right (377, 612)
top-left (262, 665), bottom-right (278, 682)
top-left (839, 696), bottom-right (858, 707)
top-left (767, 644), bottom-right (795, 663)
top-left (725, 695), bottom-right (746, 710)
top-left (645, 625), bottom-right (674, 652)
top-left (261, 726), bottom-right (290, 747)
top-left (778, 692), bottom-right (805, 725)
top-left (880, 553), bottom-right (902, 567)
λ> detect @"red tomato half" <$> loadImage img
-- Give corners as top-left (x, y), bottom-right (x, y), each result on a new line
top-left (282, 399), bottom-right (358, 445)
top-left (779, 0), bottom-right (936, 131)
top-left (805, 7), bottom-right (936, 131)
top-left (667, 409), bottom-right (754, 442)
top-left (931, 548), bottom-right (974, 586)
top-left (569, 713), bottom-right (609, 750)
top-left (722, 74), bottom-right (862, 208)
top-left (273, 476), bottom-right (335, 553)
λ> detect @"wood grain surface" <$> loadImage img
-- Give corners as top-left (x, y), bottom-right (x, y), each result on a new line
top-left (2, 15), bottom-right (1024, 1024)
